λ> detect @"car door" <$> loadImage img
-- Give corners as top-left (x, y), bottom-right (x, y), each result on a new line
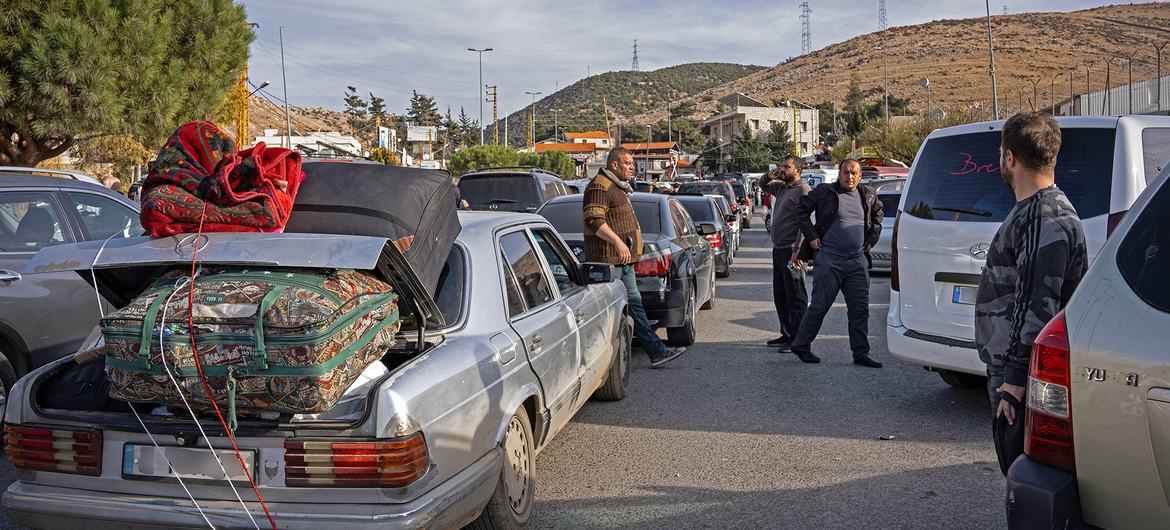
top-left (529, 227), bottom-right (613, 404)
top-left (498, 229), bottom-right (582, 437)
top-left (670, 200), bottom-right (713, 302)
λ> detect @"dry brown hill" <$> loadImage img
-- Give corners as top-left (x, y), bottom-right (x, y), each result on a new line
top-left (236, 96), bottom-right (349, 142)
top-left (636, 2), bottom-right (1170, 123)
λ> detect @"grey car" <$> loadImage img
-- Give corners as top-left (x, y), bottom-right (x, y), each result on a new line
top-left (2, 212), bottom-right (631, 528)
top-left (868, 191), bottom-right (900, 272)
top-left (0, 173), bottom-right (140, 408)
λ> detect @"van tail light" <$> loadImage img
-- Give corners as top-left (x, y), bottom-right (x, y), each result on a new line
top-left (1025, 311), bottom-right (1075, 472)
top-left (4, 424), bottom-right (103, 476)
top-left (704, 231), bottom-right (723, 249)
top-left (1107, 210), bottom-right (1127, 236)
top-left (634, 248), bottom-right (672, 276)
top-left (890, 213), bottom-right (901, 292)
top-left (284, 433), bottom-right (429, 487)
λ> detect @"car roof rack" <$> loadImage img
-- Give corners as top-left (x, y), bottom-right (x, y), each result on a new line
top-left (0, 166), bottom-right (102, 185)
top-left (465, 166), bottom-right (561, 176)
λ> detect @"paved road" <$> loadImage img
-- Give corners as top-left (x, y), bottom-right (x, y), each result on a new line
top-left (529, 219), bottom-right (1005, 529)
top-left (0, 214), bottom-right (1004, 529)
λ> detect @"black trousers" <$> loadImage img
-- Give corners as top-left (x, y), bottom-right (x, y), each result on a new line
top-left (791, 252), bottom-right (871, 358)
top-left (771, 247), bottom-right (808, 340)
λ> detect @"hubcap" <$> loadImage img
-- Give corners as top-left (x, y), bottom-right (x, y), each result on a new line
top-left (502, 416), bottom-right (531, 513)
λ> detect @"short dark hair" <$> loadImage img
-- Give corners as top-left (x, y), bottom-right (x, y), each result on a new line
top-left (606, 146), bottom-right (632, 168)
top-left (782, 155), bottom-right (802, 168)
top-left (1002, 112), bottom-right (1061, 171)
top-left (838, 158), bottom-right (860, 172)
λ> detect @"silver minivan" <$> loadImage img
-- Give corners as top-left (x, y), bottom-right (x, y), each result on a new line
top-left (887, 116), bottom-right (1170, 388)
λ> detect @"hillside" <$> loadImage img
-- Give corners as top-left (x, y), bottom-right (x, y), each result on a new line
top-left (496, 62), bottom-right (764, 146)
top-left (634, 2), bottom-right (1170, 124)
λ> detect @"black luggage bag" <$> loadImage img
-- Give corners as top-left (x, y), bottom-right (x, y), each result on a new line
top-left (285, 161), bottom-right (461, 296)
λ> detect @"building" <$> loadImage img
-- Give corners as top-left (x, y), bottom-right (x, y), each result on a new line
top-left (534, 142), bottom-right (598, 177)
top-left (699, 93), bottom-right (820, 165)
top-left (564, 131), bottom-right (614, 149)
top-left (621, 141), bottom-right (679, 180)
top-left (251, 129), bottom-right (364, 158)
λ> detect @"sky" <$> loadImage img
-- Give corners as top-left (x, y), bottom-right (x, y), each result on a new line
top-left (240, 0), bottom-right (1121, 125)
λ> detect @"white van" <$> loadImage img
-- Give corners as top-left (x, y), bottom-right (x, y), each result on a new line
top-left (887, 115), bottom-right (1170, 388)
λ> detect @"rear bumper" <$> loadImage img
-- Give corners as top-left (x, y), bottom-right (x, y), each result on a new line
top-left (886, 324), bottom-right (986, 375)
top-left (638, 276), bottom-right (685, 329)
top-left (3, 447), bottom-right (501, 530)
top-left (1006, 456), bottom-right (1092, 529)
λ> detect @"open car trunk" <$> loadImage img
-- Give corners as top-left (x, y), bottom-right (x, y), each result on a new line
top-left (22, 231), bottom-right (450, 432)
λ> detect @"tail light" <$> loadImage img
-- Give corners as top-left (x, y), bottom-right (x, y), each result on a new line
top-left (704, 231), bottom-right (723, 249)
top-left (1107, 210), bottom-right (1127, 236)
top-left (890, 213), bottom-right (900, 292)
top-left (284, 433), bottom-right (429, 487)
top-left (634, 248), bottom-right (672, 276)
top-left (1025, 311), bottom-right (1075, 472)
top-left (4, 424), bottom-right (103, 476)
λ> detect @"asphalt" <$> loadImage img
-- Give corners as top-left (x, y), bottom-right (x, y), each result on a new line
top-left (0, 211), bottom-right (1005, 529)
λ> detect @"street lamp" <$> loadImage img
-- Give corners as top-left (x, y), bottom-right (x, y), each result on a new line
top-left (645, 125), bottom-right (652, 179)
top-left (551, 108), bottom-right (562, 142)
top-left (873, 45), bottom-right (890, 124)
top-left (918, 77), bottom-right (932, 123)
top-left (468, 47), bottom-right (493, 145)
top-left (247, 80), bottom-right (270, 98)
top-left (1125, 52), bottom-right (1137, 114)
top-left (1082, 60), bottom-right (1095, 115)
top-left (1156, 41), bottom-right (1168, 111)
top-left (524, 90), bottom-right (541, 148)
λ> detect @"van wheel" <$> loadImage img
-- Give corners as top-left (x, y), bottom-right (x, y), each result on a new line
top-left (470, 408), bottom-right (536, 529)
top-left (594, 319), bottom-right (631, 401)
top-left (666, 287), bottom-right (696, 346)
top-left (938, 369), bottom-right (986, 389)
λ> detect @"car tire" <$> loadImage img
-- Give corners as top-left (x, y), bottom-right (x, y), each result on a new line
top-left (470, 407), bottom-right (537, 530)
top-left (0, 347), bottom-right (21, 416)
top-left (666, 286), bottom-right (697, 346)
top-left (715, 263), bottom-right (730, 279)
top-left (742, 215), bottom-right (752, 229)
top-left (938, 369), bottom-right (986, 389)
top-left (594, 318), bottom-right (632, 401)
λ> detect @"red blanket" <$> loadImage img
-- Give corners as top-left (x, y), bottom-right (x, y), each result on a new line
top-left (141, 121), bottom-right (303, 237)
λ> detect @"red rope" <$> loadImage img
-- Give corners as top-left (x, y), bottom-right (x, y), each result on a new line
top-left (186, 203), bottom-right (278, 530)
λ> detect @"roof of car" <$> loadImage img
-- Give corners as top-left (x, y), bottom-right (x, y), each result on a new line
top-left (459, 167), bottom-right (562, 180)
top-left (927, 115), bottom-right (1170, 141)
top-left (0, 173), bottom-right (129, 195)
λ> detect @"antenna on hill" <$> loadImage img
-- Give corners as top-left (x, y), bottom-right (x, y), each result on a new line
top-left (1002, 4), bottom-right (1007, 15)
top-left (878, 0), bottom-right (887, 31)
top-left (800, 2), bottom-right (812, 55)
top-left (632, 39), bottom-right (640, 72)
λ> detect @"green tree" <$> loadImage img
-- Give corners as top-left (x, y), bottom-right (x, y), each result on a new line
top-left (815, 101), bottom-right (838, 145)
top-left (727, 124), bottom-right (768, 172)
top-left (764, 121), bottom-right (794, 161)
top-left (456, 107), bottom-right (478, 148)
top-left (439, 107), bottom-right (458, 158)
top-left (843, 74), bottom-right (866, 137)
top-left (406, 90), bottom-right (441, 126)
top-left (367, 92), bottom-right (387, 123)
top-left (537, 151), bottom-right (576, 178)
top-left (343, 86), bottom-right (368, 137)
top-left (0, 0), bottom-right (251, 166)
top-left (448, 144), bottom-right (519, 176)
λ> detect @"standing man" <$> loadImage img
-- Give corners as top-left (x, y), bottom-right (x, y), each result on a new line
top-left (976, 112), bottom-right (1087, 472)
top-left (788, 159), bottom-right (883, 367)
top-left (758, 156), bottom-right (810, 351)
top-left (584, 147), bottom-right (687, 368)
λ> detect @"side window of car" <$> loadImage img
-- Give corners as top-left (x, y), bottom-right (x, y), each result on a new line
top-left (1116, 176), bottom-right (1170, 313)
top-left (500, 231), bottom-right (555, 312)
top-left (670, 201), bottom-right (693, 235)
top-left (433, 246), bottom-right (466, 324)
top-left (0, 191), bottom-right (72, 252)
top-left (500, 250), bottom-right (527, 318)
top-left (541, 178), bottom-right (560, 201)
top-left (1142, 128), bottom-right (1170, 185)
top-left (67, 192), bottom-right (142, 241)
top-left (531, 229), bottom-right (577, 294)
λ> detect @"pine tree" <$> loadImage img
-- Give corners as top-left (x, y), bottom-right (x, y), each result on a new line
top-left (343, 86), bottom-right (368, 137)
top-left (406, 91), bottom-right (441, 126)
top-left (844, 74), bottom-right (866, 137)
top-left (439, 107), bottom-right (458, 156)
top-left (728, 124), bottom-right (768, 172)
top-left (0, 0), bottom-right (252, 166)
top-left (764, 121), bottom-right (794, 161)
top-left (367, 92), bottom-right (387, 123)
top-left (456, 107), bottom-right (477, 148)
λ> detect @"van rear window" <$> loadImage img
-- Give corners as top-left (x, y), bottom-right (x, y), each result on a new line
top-left (902, 129), bottom-right (1114, 222)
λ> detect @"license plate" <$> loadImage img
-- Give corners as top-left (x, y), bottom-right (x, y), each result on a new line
top-left (952, 285), bottom-right (977, 305)
top-left (123, 443), bottom-right (256, 482)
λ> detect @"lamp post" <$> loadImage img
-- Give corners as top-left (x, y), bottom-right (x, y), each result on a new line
top-left (1068, 70), bottom-right (1074, 116)
top-left (645, 125), bottom-right (652, 178)
top-left (247, 81), bottom-right (270, 98)
top-left (918, 77), bottom-right (932, 123)
top-left (524, 90), bottom-right (541, 148)
top-left (467, 48), bottom-right (493, 145)
top-left (1082, 60), bottom-right (1095, 115)
top-left (985, 0), bottom-right (1000, 119)
top-left (1105, 56), bottom-right (1120, 114)
top-left (551, 108), bottom-right (561, 142)
top-left (874, 45), bottom-right (890, 123)
top-left (1126, 52), bottom-right (1137, 114)
top-left (1156, 41), bottom-right (1168, 112)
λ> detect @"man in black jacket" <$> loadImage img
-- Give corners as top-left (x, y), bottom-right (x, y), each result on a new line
top-left (788, 159), bottom-right (884, 367)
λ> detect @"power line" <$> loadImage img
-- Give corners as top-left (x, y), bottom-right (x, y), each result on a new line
top-left (800, 2), bottom-right (813, 55)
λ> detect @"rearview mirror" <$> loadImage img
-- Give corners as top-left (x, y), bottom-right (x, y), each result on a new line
top-left (580, 262), bottom-right (614, 284)
top-left (697, 223), bottom-right (718, 236)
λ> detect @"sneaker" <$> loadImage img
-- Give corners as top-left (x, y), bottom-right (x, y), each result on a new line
top-left (853, 356), bottom-right (883, 368)
top-left (792, 350), bottom-right (821, 364)
top-left (649, 347), bottom-right (687, 368)
top-left (766, 336), bottom-right (792, 347)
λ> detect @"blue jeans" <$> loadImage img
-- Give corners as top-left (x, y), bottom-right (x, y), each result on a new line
top-left (618, 265), bottom-right (668, 358)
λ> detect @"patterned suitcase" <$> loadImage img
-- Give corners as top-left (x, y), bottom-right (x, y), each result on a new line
top-left (101, 267), bottom-right (400, 421)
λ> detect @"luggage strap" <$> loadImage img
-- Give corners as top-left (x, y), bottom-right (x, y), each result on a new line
top-left (137, 293), bottom-right (172, 369)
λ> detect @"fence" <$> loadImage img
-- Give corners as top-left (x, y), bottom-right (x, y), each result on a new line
top-left (1059, 74), bottom-right (1170, 116)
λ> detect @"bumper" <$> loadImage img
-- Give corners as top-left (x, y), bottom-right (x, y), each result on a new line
top-left (4, 447), bottom-right (502, 530)
top-left (638, 276), bottom-right (686, 329)
top-left (1006, 456), bottom-right (1089, 529)
top-left (886, 323), bottom-right (987, 375)
top-left (714, 253), bottom-right (730, 273)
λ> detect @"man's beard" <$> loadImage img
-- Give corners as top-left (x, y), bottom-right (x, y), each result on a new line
top-left (1001, 168), bottom-right (1014, 191)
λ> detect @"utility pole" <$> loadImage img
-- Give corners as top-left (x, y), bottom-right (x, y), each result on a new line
top-left (1068, 71), bottom-right (1074, 115)
top-left (1083, 60), bottom-right (1094, 116)
top-left (467, 47), bottom-right (493, 145)
top-left (1050, 74), bottom-right (1058, 113)
top-left (799, 2), bottom-right (812, 55)
top-left (235, 22), bottom-right (259, 144)
top-left (1126, 52), bottom-right (1136, 114)
top-left (525, 90), bottom-right (541, 149)
top-left (1156, 42), bottom-right (1168, 111)
top-left (985, 0), bottom-right (1000, 120)
top-left (1105, 56), bottom-right (1118, 114)
top-left (874, 46), bottom-right (889, 123)
top-left (552, 108), bottom-right (561, 142)
top-left (878, 0), bottom-right (887, 31)
top-left (485, 85), bottom-right (498, 144)
top-left (279, 26), bottom-right (292, 149)
top-left (631, 40), bottom-right (640, 72)
top-left (789, 97), bottom-right (799, 157)
top-left (919, 77), bottom-right (932, 124)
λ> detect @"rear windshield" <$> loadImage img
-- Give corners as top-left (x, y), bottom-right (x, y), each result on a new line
top-left (678, 183), bottom-right (728, 197)
top-left (878, 193), bottom-right (901, 219)
top-left (902, 128), bottom-right (1114, 222)
top-left (538, 201), bottom-right (583, 234)
top-left (730, 183), bottom-right (747, 198)
top-left (679, 199), bottom-right (715, 222)
top-left (632, 201), bottom-right (663, 235)
top-left (458, 175), bottom-right (540, 208)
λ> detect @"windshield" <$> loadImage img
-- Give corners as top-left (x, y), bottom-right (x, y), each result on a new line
top-left (458, 175), bottom-right (541, 210)
top-left (678, 182), bottom-right (730, 198)
top-left (730, 182), bottom-right (747, 198)
top-left (679, 199), bottom-right (715, 222)
top-left (538, 200), bottom-right (584, 234)
top-left (631, 201), bottom-right (663, 234)
top-left (902, 128), bottom-right (1114, 222)
top-left (878, 193), bottom-right (901, 219)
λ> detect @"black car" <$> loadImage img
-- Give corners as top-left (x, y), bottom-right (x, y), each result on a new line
top-left (676, 180), bottom-right (743, 226)
top-left (676, 194), bottom-right (733, 278)
top-left (537, 193), bottom-right (717, 345)
top-left (457, 167), bottom-right (571, 213)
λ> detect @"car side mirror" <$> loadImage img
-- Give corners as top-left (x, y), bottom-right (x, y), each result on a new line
top-left (724, 214), bottom-right (736, 223)
top-left (697, 223), bottom-right (718, 236)
top-left (580, 262), bottom-right (614, 284)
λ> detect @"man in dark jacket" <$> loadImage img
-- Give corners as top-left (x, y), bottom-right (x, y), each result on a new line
top-left (788, 159), bottom-right (884, 367)
top-left (758, 156), bottom-right (810, 350)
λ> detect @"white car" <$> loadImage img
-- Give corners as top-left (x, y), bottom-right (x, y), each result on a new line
top-left (887, 115), bottom-right (1170, 388)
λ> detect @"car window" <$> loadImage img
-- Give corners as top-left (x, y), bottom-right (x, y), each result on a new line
top-left (433, 246), bottom-right (466, 324)
top-left (902, 128), bottom-right (1114, 222)
top-left (1116, 171), bottom-right (1170, 313)
top-left (531, 229), bottom-right (577, 294)
top-left (878, 193), bottom-right (901, 219)
top-left (0, 191), bottom-right (71, 252)
top-left (631, 201), bottom-right (663, 235)
top-left (458, 175), bottom-right (541, 210)
top-left (730, 182), bottom-right (747, 199)
top-left (670, 201), bottom-right (693, 235)
top-left (680, 199), bottom-right (715, 223)
top-left (499, 231), bottom-right (555, 311)
top-left (1142, 128), bottom-right (1170, 185)
top-left (67, 191), bottom-right (141, 240)
top-left (538, 200), bottom-right (584, 234)
top-left (500, 250), bottom-right (526, 318)
top-left (541, 178), bottom-right (561, 201)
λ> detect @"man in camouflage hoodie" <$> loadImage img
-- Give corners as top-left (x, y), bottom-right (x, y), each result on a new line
top-left (975, 113), bottom-right (1088, 451)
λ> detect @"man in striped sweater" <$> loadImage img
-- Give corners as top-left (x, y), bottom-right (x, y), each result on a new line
top-left (584, 147), bottom-right (686, 367)
top-left (976, 112), bottom-right (1088, 472)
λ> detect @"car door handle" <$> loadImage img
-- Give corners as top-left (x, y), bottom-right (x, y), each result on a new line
top-left (530, 336), bottom-right (544, 350)
top-left (0, 270), bottom-right (21, 284)
top-left (574, 311), bottom-right (585, 324)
